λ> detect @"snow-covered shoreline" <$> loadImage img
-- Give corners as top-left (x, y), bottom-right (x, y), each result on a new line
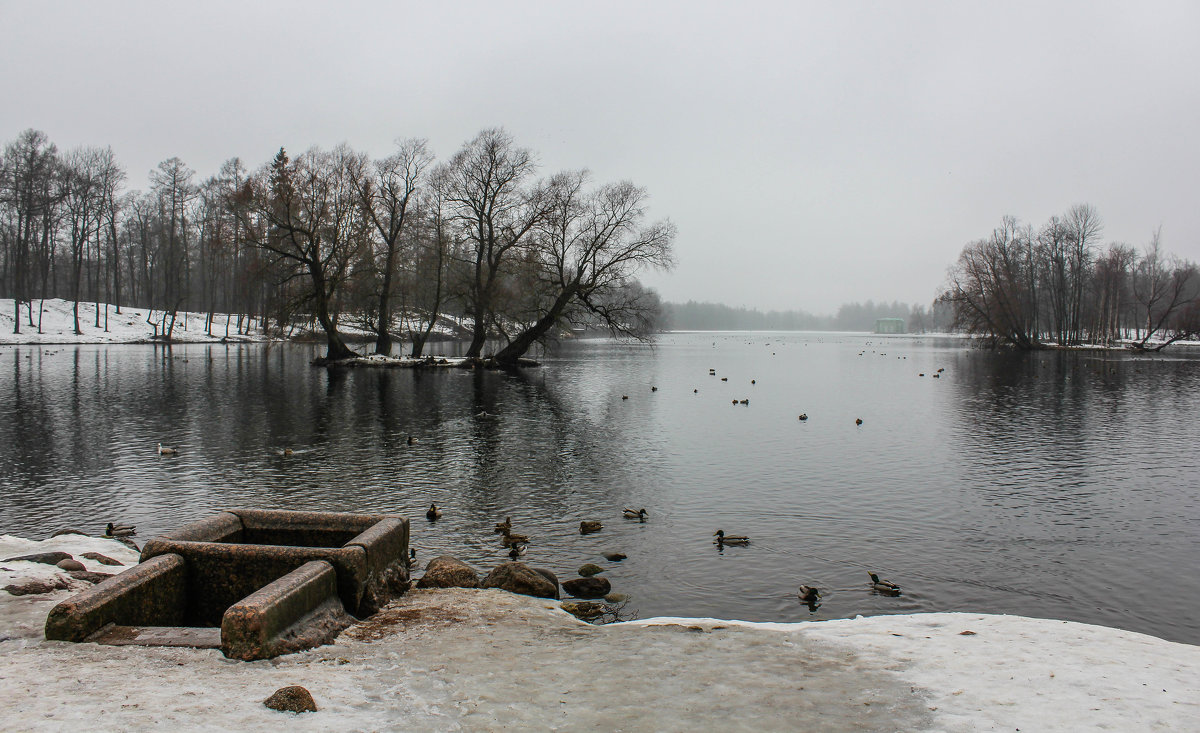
top-left (0, 299), bottom-right (274, 345)
top-left (1, 534), bottom-right (1196, 731)
top-left (0, 298), bottom-right (468, 347)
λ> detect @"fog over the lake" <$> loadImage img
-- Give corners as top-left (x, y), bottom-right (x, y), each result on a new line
top-left (2, 1), bottom-right (1197, 313)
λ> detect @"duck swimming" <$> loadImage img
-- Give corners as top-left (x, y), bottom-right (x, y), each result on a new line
top-left (105, 523), bottom-right (136, 537)
top-left (494, 517), bottom-right (512, 534)
top-left (425, 503), bottom-right (442, 521)
top-left (713, 530), bottom-right (750, 546)
top-left (798, 585), bottom-right (820, 603)
top-left (157, 443), bottom-right (178, 455)
top-left (502, 530), bottom-right (530, 545)
top-left (623, 508), bottom-right (648, 520)
top-left (868, 571), bottom-right (901, 595)
top-left (580, 520), bottom-right (603, 534)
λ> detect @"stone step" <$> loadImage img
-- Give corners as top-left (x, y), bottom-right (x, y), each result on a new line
top-left (85, 624), bottom-right (222, 649)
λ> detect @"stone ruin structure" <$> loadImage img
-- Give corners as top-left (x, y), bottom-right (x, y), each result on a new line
top-left (45, 509), bottom-right (410, 660)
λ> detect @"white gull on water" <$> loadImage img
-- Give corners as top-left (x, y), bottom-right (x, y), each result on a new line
top-left (0, 535), bottom-right (1196, 731)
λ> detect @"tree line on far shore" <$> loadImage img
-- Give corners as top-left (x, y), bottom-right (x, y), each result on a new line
top-left (662, 299), bottom-right (954, 333)
top-left (940, 204), bottom-right (1200, 350)
top-left (0, 128), bottom-right (675, 363)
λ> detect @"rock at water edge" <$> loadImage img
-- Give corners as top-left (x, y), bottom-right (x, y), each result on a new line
top-left (416, 556), bottom-right (480, 589)
top-left (562, 577), bottom-right (612, 599)
top-left (481, 562), bottom-right (559, 599)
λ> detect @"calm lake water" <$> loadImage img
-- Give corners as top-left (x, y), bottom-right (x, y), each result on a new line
top-left (2, 333), bottom-right (1198, 644)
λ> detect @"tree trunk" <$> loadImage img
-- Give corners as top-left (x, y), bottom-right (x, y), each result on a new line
top-left (493, 289), bottom-right (575, 366)
top-left (309, 263), bottom-right (355, 362)
top-left (374, 245), bottom-right (397, 355)
top-left (466, 301), bottom-right (489, 358)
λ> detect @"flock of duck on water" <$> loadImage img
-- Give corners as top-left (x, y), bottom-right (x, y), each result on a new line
top-left (421, 501), bottom-right (902, 606)
top-left (422, 503), bottom-right (646, 561)
top-left (152, 360), bottom-right (906, 608)
top-left (621, 367), bottom-right (872, 425)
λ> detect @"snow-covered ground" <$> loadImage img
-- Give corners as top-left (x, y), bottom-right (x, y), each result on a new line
top-left (1, 535), bottom-right (1196, 732)
top-left (0, 298), bottom-right (470, 348)
top-left (0, 299), bottom-right (272, 345)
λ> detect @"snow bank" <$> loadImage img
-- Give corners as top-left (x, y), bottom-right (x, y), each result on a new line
top-left (0, 299), bottom-right (272, 345)
top-left (0, 535), bottom-right (140, 648)
top-left (2, 539), bottom-right (1197, 731)
top-left (0, 299), bottom-right (467, 346)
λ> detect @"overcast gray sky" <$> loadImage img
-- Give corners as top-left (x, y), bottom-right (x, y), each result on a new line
top-left (3, 1), bottom-right (1197, 313)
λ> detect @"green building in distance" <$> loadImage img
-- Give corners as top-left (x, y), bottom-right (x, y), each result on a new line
top-left (874, 318), bottom-right (906, 334)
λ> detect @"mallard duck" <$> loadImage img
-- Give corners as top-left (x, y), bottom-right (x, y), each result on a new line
top-left (508, 543), bottom-right (526, 559)
top-left (502, 530), bottom-right (530, 545)
top-left (281, 448), bottom-right (294, 456)
top-left (798, 585), bottom-right (820, 603)
top-left (868, 572), bottom-right (901, 595)
top-left (494, 517), bottom-right (512, 534)
top-left (720, 377), bottom-right (728, 382)
top-left (407, 435), bottom-right (418, 445)
top-left (622, 395), bottom-right (629, 400)
top-left (651, 386), bottom-right (658, 392)
top-left (855, 418), bottom-right (863, 425)
top-left (623, 508), bottom-right (648, 520)
top-left (739, 399), bottom-right (749, 405)
top-left (105, 522), bottom-right (136, 537)
top-left (602, 552), bottom-right (627, 561)
top-left (579, 520), bottom-right (603, 534)
top-left (425, 503), bottom-right (442, 521)
top-left (798, 413), bottom-right (808, 421)
top-left (713, 530), bottom-right (750, 546)
top-left (157, 443), bottom-right (178, 455)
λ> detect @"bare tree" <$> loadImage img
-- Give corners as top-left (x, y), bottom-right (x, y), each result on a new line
top-left (492, 172), bottom-right (675, 365)
top-left (1092, 243), bottom-right (1136, 345)
top-left (941, 216), bottom-right (1040, 348)
top-left (1131, 228), bottom-right (1200, 350)
top-left (406, 177), bottom-right (457, 357)
top-left (235, 146), bottom-right (365, 362)
top-left (439, 128), bottom-right (547, 358)
top-left (148, 157), bottom-right (196, 337)
top-left (61, 148), bottom-right (108, 334)
top-left (2, 129), bottom-right (60, 333)
top-left (1064, 203), bottom-right (1102, 342)
top-left (353, 138), bottom-right (432, 355)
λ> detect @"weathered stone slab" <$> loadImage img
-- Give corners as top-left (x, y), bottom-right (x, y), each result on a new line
top-left (221, 560), bottom-right (352, 661)
top-left (45, 553), bottom-right (187, 641)
top-left (87, 625), bottom-right (222, 648)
